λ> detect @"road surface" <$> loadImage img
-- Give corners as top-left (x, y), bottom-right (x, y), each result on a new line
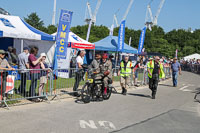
top-left (0, 71), bottom-right (200, 133)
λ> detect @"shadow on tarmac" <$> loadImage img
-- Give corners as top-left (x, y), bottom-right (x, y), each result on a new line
top-left (127, 93), bottom-right (151, 99)
top-left (159, 84), bottom-right (174, 87)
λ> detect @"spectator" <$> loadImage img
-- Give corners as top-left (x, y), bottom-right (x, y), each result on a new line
top-left (39, 53), bottom-right (50, 97)
top-left (171, 57), bottom-right (181, 87)
top-left (0, 50), bottom-right (15, 99)
top-left (6, 46), bottom-right (13, 65)
top-left (73, 50), bottom-right (86, 96)
top-left (10, 48), bottom-right (19, 65)
top-left (17, 47), bottom-right (29, 96)
top-left (28, 46), bottom-right (43, 100)
top-left (109, 55), bottom-right (115, 69)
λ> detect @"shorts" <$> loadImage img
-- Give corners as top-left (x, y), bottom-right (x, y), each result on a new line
top-left (40, 76), bottom-right (47, 84)
top-left (120, 76), bottom-right (130, 88)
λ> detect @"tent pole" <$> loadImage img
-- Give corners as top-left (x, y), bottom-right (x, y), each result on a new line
top-left (114, 52), bottom-right (119, 76)
top-left (21, 39), bottom-right (24, 53)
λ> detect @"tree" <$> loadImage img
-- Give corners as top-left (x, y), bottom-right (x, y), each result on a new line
top-left (24, 12), bottom-right (45, 31)
top-left (47, 25), bottom-right (57, 34)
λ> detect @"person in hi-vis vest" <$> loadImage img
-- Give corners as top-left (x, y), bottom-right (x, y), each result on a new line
top-left (147, 56), bottom-right (165, 99)
top-left (118, 54), bottom-right (134, 95)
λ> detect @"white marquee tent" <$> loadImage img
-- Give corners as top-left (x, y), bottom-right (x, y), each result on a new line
top-left (184, 53), bottom-right (200, 61)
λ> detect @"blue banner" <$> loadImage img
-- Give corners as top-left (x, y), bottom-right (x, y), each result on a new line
top-left (138, 27), bottom-right (147, 54)
top-left (117, 20), bottom-right (126, 52)
top-left (56, 9), bottom-right (73, 59)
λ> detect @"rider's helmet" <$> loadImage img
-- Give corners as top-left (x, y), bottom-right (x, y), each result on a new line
top-left (102, 53), bottom-right (108, 59)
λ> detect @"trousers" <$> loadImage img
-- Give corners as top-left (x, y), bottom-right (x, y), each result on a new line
top-left (149, 74), bottom-right (159, 96)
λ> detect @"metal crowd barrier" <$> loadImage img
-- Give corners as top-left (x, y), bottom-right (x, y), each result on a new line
top-left (181, 64), bottom-right (200, 74)
top-left (0, 66), bottom-right (172, 108)
top-left (0, 69), bottom-right (51, 108)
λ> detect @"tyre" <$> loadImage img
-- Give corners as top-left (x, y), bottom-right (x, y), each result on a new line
top-left (103, 86), bottom-right (112, 100)
top-left (81, 83), bottom-right (91, 103)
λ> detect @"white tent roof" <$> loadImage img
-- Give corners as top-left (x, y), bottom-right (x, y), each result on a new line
top-left (52, 31), bottom-right (95, 49)
top-left (0, 14), bottom-right (55, 41)
top-left (184, 53), bottom-right (200, 60)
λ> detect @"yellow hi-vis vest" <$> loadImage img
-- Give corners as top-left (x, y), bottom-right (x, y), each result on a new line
top-left (120, 61), bottom-right (132, 77)
top-left (147, 60), bottom-right (165, 79)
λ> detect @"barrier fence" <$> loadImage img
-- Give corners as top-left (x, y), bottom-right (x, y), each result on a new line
top-left (0, 66), bottom-right (171, 108)
top-left (181, 63), bottom-right (200, 74)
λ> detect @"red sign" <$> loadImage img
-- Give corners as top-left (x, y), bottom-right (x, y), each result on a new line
top-left (71, 43), bottom-right (95, 49)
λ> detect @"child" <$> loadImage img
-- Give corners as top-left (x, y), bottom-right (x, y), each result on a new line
top-left (39, 53), bottom-right (51, 96)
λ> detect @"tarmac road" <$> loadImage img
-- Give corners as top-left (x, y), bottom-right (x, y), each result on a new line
top-left (0, 71), bottom-right (200, 133)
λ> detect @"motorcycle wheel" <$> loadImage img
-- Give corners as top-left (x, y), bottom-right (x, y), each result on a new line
top-left (81, 84), bottom-right (91, 103)
top-left (103, 86), bottom-right (112, 100)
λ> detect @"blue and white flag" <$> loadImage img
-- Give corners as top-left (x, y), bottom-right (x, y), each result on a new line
top-left (53, 9), bottom-right (73, 72)
top-left (55, 9), bottom-right (73, 60)
top-left (117, 20), bottom-right (126, 52)
top-left (138, 27), bottom-right (147, 54)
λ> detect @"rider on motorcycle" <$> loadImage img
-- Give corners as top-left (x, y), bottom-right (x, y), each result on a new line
top-left (90, 53), bottom-right (101, 73)
top-left (99, 53), bottom-right (112, 95)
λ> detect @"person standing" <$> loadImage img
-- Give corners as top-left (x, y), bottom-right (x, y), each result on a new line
top-left (99, 53), bottom-right (112, 95)
top-left (73, 50), bottom-right (86, 96)
top-left (171, 57), bottom-right (181, 87)
top-left (10, 48), bottom-right (19, 65)
top-left (0, 50), bottom-right (15, 99)
top-left (18, 47), bottom-right (29, 96)
top-left (28, 46), bottom-right (43, 99)
top-left (39, 53), bottom-right (50, 97)
top-left (118, 54), bottom-right (133, 95)
top-left (147, 56), bottom-right (165, 99)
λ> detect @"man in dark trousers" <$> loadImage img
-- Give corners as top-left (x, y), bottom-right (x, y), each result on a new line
top-left (147, 56), bottom-right (164, 99)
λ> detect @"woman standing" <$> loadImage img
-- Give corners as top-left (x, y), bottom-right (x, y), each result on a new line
top-left (28, 46), bottom-right (43, 99)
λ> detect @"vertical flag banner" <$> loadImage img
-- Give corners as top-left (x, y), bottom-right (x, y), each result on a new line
top-left (56, 9), bottom-right (73, 60)
top-left (53, 9), bottom-right (73, 78)
top-left (117, 20), bottom-right (126, 52)
top-left (175, 49), bottom-right (178, 58)
top-left (138, 27), bottom-right (147, 54)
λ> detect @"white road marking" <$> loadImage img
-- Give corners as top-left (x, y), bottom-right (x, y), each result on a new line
top-left (179, 86), bottom-right (189, 91)
top-left (98, 121), bottom-right (116, 130)
top-left (80, 120), bottom-right (97, 129)
top-left (79, 120), bottom-right (116, 130)
top-left (182, 89), bottom-right (192, 92)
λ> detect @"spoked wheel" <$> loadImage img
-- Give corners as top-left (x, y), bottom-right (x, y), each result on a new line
top-left (103, 86), bottom-right (112, 100)
top-left (81, 84), bottom-right (91, 103)
top-left (194, 91), bottom-right (200, 102)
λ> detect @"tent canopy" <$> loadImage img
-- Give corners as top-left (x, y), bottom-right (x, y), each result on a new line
top-left (94, 36), bottom-right (137, 54)
top-left (52, 31), bottom-right (95, 49)
top-left (0, 14), bottom-right (55, 41)
top-left (184, 53), bottom-right (200, 60)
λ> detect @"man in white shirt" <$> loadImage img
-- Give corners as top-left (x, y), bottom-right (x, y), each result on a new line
top-left (73, 50), bottom-right (86, 96)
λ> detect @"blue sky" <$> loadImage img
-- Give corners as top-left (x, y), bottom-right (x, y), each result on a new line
top-left (1, 0), bottom-right (200, 32)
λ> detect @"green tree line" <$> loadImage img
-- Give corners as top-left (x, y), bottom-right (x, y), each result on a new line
top-left (25, 13), bottom-right (200, 58)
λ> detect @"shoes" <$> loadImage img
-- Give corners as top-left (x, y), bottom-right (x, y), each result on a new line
top-left (152, 95), bottom-right (155, 99)
top-left (122, 88), bottom-right (127, 95)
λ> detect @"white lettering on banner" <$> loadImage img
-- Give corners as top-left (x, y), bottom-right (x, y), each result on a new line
top-left (80, 120), bottom-right (97, 129)
top-left (98, 121), bottom-right (116, 129)
top-left (119, 23), bottom-right (124, 50)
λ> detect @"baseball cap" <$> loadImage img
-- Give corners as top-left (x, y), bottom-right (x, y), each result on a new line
top-left (23, 47), bottom-right (29, 51)
top-left (40, 53), bottom-right (46, 57)
top-left (0, 49), bottom-right (6, 54)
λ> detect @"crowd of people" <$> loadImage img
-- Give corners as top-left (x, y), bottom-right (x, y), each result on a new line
top-left (0, 46), bottom-right (182, 102)
top-left (0, 46), bottom-right (50, 102)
